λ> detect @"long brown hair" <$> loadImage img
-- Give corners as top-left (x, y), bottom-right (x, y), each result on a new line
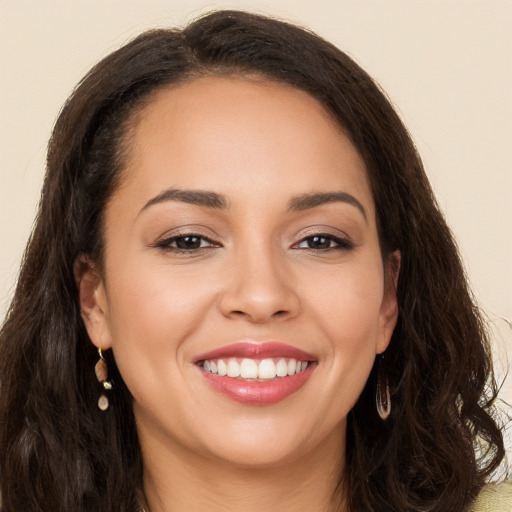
top-left (0, 10), bottom-right (505, 512)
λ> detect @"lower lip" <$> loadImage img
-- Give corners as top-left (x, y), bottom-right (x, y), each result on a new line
top-left (199, 364), bottom-right (316, 405)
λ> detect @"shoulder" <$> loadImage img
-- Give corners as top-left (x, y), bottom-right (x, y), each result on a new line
top-left (470, 482), bottom-right (512, 512)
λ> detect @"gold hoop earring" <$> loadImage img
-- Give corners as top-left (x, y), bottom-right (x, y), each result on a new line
top-left (95, 348), bottom-right (112, 411)
top-left (376, 354), bottom-right (391, 420)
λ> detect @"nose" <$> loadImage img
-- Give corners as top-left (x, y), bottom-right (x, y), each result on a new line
top-left (218, 245), bottom-right (300, 324)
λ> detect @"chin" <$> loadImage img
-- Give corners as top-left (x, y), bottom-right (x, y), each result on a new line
top-left (193, 414), bottom-right (345, 470)
top-left (206, 437), bottom-right (309, 469)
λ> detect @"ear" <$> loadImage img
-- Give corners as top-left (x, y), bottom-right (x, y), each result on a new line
top-left (377, 250), bottom-right (400, 354)
top-left (74, 255), bottom-right (113, 350)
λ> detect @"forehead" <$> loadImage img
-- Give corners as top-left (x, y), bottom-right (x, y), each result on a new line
top-left (115, 76), bottom-right (374, 217)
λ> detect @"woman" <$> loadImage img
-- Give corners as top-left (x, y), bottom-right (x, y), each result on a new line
top-left (0, 10), bottom-right (509, 512)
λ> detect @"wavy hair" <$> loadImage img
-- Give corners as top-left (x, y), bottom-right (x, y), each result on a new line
top-left (0, 10), bottom-right (505, 512)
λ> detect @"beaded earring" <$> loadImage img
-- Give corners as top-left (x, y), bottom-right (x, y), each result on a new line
top-left (95, 348), bottom-right (112, 411)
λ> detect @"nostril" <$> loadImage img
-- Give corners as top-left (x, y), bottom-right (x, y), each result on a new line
top-left (232, 309), bottom-right (287, 316)
top-left (219, 281), bottom-right (301, 323)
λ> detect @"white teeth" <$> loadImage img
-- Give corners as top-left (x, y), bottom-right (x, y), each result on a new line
top-left (201, 357), bottom-right (310, 379)
top-left (227, 359), bottom-right (241, 378)
top-left (276, 358), bottom-right (288, 377)
top-left (240, 358), bottom-right (258, 379)
top-left (259, 358), bottom-right (277, 379)
top-left (217, 359), bottom-right (227, 376)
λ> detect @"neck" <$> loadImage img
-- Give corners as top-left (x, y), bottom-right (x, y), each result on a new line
top-left (139, 425), bottom-right (347, 512)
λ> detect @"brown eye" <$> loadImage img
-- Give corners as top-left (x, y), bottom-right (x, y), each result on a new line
top-left (305, 235), bottom-right (332, 249)
top-left (295, 234), bottom-right (353, 251)
top-left (156, 234), bottom-right (219, 252)
top-left (175, 235), bottom-right (203, 249)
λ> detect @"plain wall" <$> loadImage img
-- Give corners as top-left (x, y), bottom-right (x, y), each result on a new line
top-left (1, 0), bottom-right (511, 460)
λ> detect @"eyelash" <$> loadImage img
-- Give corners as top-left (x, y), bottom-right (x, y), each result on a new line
top-left (155, 232), bottom-right (353, 254)
top-left (292, 233), bottom-right (353, 251)
top-left (155, 234), bottom-right (220, 254)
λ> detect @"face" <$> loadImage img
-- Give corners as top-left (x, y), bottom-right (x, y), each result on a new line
top-left (79, 76), bottom-right (398, 469)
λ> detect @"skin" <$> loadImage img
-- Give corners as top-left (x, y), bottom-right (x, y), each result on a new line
top-left (78, 76), bottom-right (399, 512)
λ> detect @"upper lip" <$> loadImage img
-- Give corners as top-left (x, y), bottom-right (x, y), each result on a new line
top-left (194, 341), bottom-right (316, 363)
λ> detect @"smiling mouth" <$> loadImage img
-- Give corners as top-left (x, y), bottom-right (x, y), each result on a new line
top-left (199, 357), bottom-right (311, 381)
top-left (194, 341), bottom-right (317, 404)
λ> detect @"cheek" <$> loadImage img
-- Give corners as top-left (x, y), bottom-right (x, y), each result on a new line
top-left (307, 257), bottom-right (384, 343)
top-left (102, 257), bottom-right (219, 394)
top-left (304, 258), bottom-right (384, 396)
top-left (106, 256), bottom-right (218, 341)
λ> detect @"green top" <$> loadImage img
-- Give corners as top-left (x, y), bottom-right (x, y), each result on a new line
top-left (471, 482), bottom-right (512, 512)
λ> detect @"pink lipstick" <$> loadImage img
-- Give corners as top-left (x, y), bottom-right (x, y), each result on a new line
top-left (194, 341), bottom-right (315, 362)
top-left (194, 342), bottom-right (317, 405)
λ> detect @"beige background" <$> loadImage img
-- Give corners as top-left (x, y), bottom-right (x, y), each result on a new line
top-left (1, 0), bottom-right (511, 463)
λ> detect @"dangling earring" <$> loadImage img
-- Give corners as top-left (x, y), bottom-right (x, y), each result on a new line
top-left (95, 348), bottom-right (112, 411)
top-left (376, 354), bottom-right (391, 420)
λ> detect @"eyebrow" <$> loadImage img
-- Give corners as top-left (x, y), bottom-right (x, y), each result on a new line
top-left (139, 189), bottom-right (230, 214)
top-left (288, 192), bottom-right (368, 222)
top-left (139, 188), bottom-right (367, 222)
